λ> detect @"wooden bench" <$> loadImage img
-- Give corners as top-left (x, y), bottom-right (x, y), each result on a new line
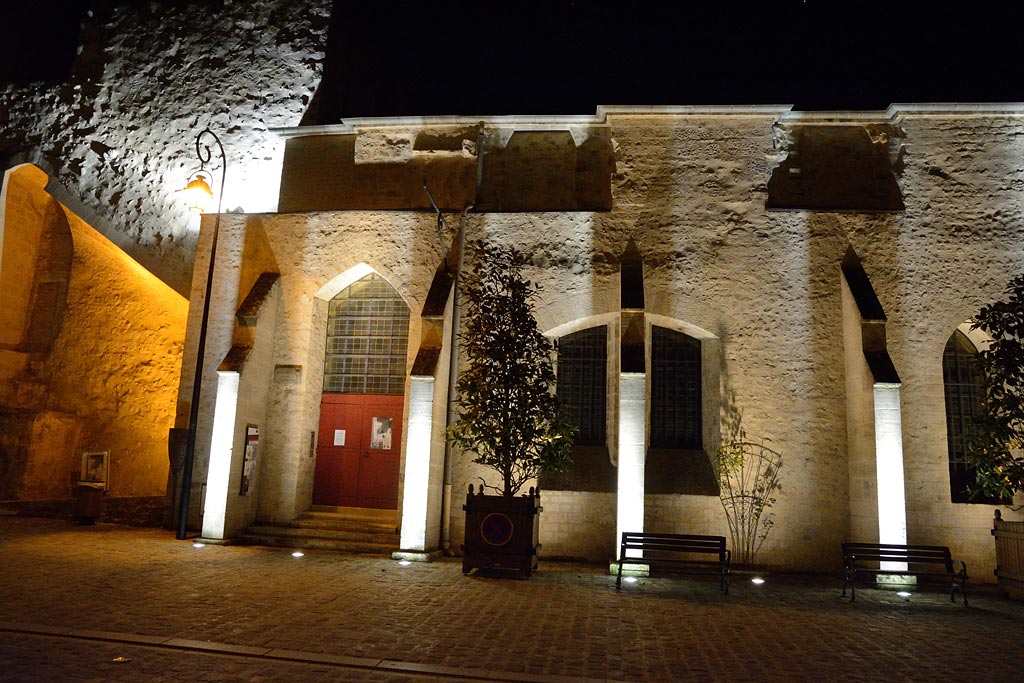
top-left (616, 532), bottom-right (731, 592)
top-left (841, 542), bottom-right (968, 605)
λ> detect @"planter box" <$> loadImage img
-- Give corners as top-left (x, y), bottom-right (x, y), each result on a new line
top-left (993, 514), bottom-right (1024, 600)
top-left (462, 486), bottom-right (541, 577)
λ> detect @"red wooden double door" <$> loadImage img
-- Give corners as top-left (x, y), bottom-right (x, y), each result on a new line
top-left (313, 394), bottom-right (403, 509)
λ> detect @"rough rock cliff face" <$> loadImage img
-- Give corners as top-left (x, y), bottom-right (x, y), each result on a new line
top-left (0, 0), bottom-right (331, 295)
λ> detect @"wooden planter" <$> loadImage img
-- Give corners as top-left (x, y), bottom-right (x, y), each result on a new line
top-left (993, 511), bottom-right (1024, 600)
top-left (462, 485), bottom-right (541, 577)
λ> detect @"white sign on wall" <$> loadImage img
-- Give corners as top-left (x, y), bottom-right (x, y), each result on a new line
top-left (333, 429), bottom-right (346, 446)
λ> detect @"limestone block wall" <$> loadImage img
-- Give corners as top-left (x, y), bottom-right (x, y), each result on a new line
top-left (176, 214), bottom-right (248, 525)
top-left (177, 211), bottom-right (445, 525)
top-left (0, 411), bottom-right (81, 500)
top-left (277, 122), bottom-right (615, 213)
top-left (598, 114), bottom-right (852, 570)
top-left (48, 201), bottom-right (187, 496)
top-left (178, 109), bottom-right (1022, 575)
top-left (0, 165), bottom-right (58, 348)
top-left (1, 164), bottom-right (187, 501)
top-left (855, 113), bottom-right (1024, 579)
top-left (220, 283), bottom-right (281, 537)
top-left (0, 0), bottom-right (331, 295)
top-left (540, 491), bottom-right (617, 563)
top-left (841, 278), bottom-right (881, 543)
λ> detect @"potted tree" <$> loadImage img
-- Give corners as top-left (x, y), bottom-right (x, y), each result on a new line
top-left (448, 241), bottom-right (576, 576)
top-left (966, 273), bottom-right (1024, 598)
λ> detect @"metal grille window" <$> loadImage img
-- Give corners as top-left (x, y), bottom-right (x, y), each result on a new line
top-left (650, 326), bottom-right (702, 449)
top-left (323, 273), bottom-right (409, 395)
top-left (557, 326), bottom-right (607, 446)
top-left (943, 330), bottom-right (992, 503)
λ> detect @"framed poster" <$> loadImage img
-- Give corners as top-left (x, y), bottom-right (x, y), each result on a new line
top-left (370, 417), bottom-right (393, 450)
top-left (81, 451), bottom-right (109, 490)
top-left (239, 425), bottom-right (259, 496)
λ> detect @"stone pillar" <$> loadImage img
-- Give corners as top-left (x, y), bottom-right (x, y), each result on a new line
top-left (616, 372), bottom-right (646, 559)
top-left (201, 370), bottom-right (240, 540)
top-left (396, 375), bottom-right (436, 560)
top-left (874, 382), bottom-right (908, 572)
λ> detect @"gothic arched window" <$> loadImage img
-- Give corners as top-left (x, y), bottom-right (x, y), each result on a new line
top-left (943, 330), bottom-right (991, 503)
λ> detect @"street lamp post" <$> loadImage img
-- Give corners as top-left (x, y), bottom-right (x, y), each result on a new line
top-left (176, 128), bottom-right (226, 540)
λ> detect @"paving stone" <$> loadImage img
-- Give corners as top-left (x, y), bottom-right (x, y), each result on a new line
top-left (1, 517), bottom-right (1023, 682)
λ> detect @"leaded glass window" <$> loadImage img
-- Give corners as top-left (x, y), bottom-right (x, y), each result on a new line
top-left (557, 326), bottom-right (607, 446)
top-left (323, 273), bottom-right (409, 394)
top-left (650, 326), bottom-right (702, 449)
top-left (943, 330), bottom-right (993, 503)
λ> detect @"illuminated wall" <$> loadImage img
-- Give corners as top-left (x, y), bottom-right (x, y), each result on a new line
top-left (0, 1), bottom-right (330, 295)
top-left (174, 106), bottom-right (1024, 577)
top-left (0, 164), bottom-right (187, 502)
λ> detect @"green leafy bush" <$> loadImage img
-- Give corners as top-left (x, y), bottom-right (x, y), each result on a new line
top-left (967, 274), bottom-right (1024, 506)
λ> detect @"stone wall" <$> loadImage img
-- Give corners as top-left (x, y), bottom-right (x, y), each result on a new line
top-left (178, 108), bottom-right (1024, 575)
top-left (0, 0), bottom-right (331, 296)
top-left (1, 164), bottom-right (188, 502)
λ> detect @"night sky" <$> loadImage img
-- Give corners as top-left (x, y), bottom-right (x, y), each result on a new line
top-left (321, 1), bottom-right (1024, 118)
top-left (4, 1), bottom-right (1024, 116)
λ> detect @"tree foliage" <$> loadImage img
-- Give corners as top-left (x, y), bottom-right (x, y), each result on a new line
top-left (447, 241), bottom-right (576, 497)
top-left (966, 273), bottom-right (1024, 506)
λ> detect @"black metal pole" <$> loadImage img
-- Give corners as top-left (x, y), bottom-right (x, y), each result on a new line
top-left (176, 128), bottom-right (226, 540)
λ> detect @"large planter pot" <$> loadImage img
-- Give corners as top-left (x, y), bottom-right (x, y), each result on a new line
top-left (462, 485), bottom-right (541, 577)
top-left (993, 510), bottom-right (1024, 600)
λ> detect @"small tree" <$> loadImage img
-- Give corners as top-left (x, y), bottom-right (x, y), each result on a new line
top-left (447, 241), bottom-right (576, 497)
top-left (966, 273), bottom-right (1024, 507)
top-left (718, 438), bottom-right (783, 565)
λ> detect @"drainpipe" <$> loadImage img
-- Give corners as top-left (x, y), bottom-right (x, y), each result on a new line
top-left (440, 123), bottom-right (485, 553)
top-left (441, 204), bottom-right (470, 553)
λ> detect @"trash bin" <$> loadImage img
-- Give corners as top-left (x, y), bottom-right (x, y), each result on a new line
top-left (74, 482), bottom-right (105, 524)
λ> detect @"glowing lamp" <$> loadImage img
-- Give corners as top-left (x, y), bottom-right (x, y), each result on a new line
top-left (175, 127), bottom-right (226, 541)
top-left (182, 171), bottom-right (214, 213)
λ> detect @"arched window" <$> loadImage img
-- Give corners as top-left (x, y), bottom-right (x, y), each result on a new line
top-left (943, 330), bottom-right (990, 503)
top-left (323, 273), bottom-right (409, 395)
top-left (542, 325), bottom-right (615, 492)
top-left (557, 326), bottom-right (607, 446)
top-left (646, 325), bottom-right (716, 495)
top-left (650, 326), bottom-right (702, 449)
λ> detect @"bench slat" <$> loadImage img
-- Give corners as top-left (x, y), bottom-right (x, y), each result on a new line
top-left (840, 541), bottom-right (968, 606)
top-left (617, 532), bottom-right (730, 593)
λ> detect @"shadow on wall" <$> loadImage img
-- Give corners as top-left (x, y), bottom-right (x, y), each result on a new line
top-left (0, 164), bottom-right (187, 520)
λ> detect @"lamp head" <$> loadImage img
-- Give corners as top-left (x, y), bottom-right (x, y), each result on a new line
top-left (182, 170), bottom-right (214, 214)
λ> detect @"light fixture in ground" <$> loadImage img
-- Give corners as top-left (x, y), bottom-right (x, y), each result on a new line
top-left (751, 577), bottom-right (765, 585)
top-left (291, 551), bottom-right (305, 558)
top-left (398, 560), bottom-right (411, 566)
top-left (896, 591), bottom-right (912, 600)
top-left (192, 542), bottom-right (206, 548)
top-left (623, 576), bottom-right (638, 584)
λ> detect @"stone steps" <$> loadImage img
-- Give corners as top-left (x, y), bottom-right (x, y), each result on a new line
top-left (237, 505), bottom-right (399, 555)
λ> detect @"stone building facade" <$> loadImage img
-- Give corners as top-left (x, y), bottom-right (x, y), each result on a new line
top-left (178, 104), bottom-right (1024, 577)
top-left (2, 2), bottom-right (1021, 577)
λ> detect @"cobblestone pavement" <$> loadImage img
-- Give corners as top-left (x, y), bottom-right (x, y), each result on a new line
top-left (1, 517), bottom-right (1022, 682)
